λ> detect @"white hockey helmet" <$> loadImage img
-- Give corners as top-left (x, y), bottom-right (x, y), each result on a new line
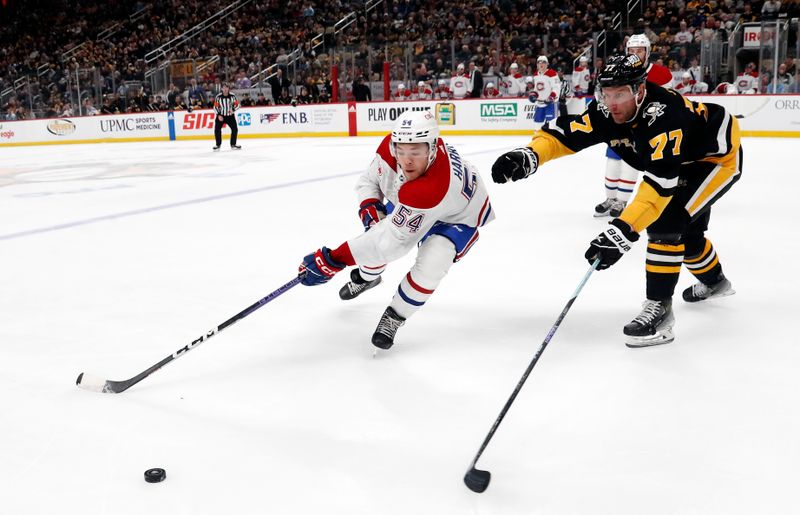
top-left (418, 80), bottom-right (426, 87)
top-left (486, 81), bottom-right (495, 89)
top-left (510, 62), bottom-right (519, 69)
top-left (524, 75), bottom-right (534, 83)
top-left (626, 33), bottom-right (651, 61)
top-left (397, 83), bottom-right (405, 89)
top-left (537, 55), bottom-right (548, 64)
top-left (390, 110), bottom-right (440, 167)
top-left (579, 55), bottom-right (589, 63)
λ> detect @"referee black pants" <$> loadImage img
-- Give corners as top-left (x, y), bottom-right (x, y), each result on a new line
top-left (214, 115), bottom-right (238, 146)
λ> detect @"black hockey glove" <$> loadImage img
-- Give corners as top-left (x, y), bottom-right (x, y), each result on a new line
top-left (585, 218), bottom-right (639, 270)
top-left (491, 147), bottom-right (538, 183)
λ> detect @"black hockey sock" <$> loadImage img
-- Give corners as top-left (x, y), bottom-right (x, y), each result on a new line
top-left (645, 241), bottom-right (684, 300)
top-left (684, 238), bottom-right (723, 284)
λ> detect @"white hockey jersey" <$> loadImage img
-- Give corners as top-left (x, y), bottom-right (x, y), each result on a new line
top-left (346, 135), bottom-right (495, 267)
top-left (532, 69), bottom-right (561, 103)
top-left (570, 66), bottom-right (591, 95)
top-left (735, 73), bottom-right (758, 93)
top-left (449, 74), bottom-right (470, 99)
top-left (503, 73), bottom-right (526, 97)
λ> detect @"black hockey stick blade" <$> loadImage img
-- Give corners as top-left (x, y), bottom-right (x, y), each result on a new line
top-left (464, 467), bottom-right (491, 493)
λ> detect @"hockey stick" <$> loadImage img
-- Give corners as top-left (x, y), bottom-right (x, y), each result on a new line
top-left (76, 276), bottom-right (302, 394)
top-left (463, 258), bottom-right (600, 493)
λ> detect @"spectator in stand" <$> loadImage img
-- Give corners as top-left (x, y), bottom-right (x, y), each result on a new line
top-left (762, 0), bottom-right (782, 20)
top-left (277, 87), bottom-right (295, 106)
top-left (468, 60), bottom-right (483, 99)
top-left (770, 63), bottom-right (794, 93)
top-left (449, 63), bottom-right (470, 99)
top-left (268, 68), bottom-right (291, 105)
top-left (234, 70), bottom-right (252, 89)
top-left (82, 98), bottom-right (98, 116)
top-left (166, 84), bottom-right (180, 109)
top-left (255, 92), bottom-right (269, 106)
top-left (670, 61), bottom-right (686, 86)
top-left (187, 79), bottom-right (207, 108)
top-left (172, 95), bottom-right (191, 111)
top-left (484, 81), bottom-right (500, 98)
top-left (571, 55), bottom-right (591, 96)
top-left (352, 76), bottom-right (372, 102)
top-left (297, 86), bottom-right (313, 104)
top-left (674, 21), bottom-right (694, 45)
top-left (240, 93), bottom-right (254, 107)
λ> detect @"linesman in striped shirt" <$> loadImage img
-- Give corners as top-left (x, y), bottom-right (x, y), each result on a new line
top-left (213, 84), bottom-right (241, 151)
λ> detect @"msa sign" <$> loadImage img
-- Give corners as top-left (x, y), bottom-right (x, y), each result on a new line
top-left (480, 103), bottom-right (517, 117)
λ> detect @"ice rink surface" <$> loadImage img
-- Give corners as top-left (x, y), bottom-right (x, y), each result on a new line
top-left (1, 134), bottom-right (798, 515)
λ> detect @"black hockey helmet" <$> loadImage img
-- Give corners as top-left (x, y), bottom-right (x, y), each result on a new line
top-left (596, 53), bottom-right (647, 90)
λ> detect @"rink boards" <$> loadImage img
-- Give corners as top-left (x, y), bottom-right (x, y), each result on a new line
top-left (1, 94), bottom-right (798, 147)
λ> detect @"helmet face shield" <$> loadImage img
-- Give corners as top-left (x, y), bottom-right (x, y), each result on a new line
top-left (595, 84), bottom-right (638, 109)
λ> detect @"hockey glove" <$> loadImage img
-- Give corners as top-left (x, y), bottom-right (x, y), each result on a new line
top-left (299, 247), bottom-right (345, 286)
top-left (528, 91), bottom-right (539, 103)
top-left (358, 198), bottom-right (387, 231)
top-left (585, 218), bottom-right (639, 270)
top-left (491, 147), bottom-right (539, 184)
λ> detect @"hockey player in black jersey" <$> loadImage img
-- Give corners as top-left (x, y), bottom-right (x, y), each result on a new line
top-left (491, 54), bottom-right (740, 347)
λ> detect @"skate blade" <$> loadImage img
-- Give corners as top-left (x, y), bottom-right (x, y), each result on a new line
top-left (593, 212), bottom-right (611, 218)
top-left (625, 329), bottom-right (675, 348)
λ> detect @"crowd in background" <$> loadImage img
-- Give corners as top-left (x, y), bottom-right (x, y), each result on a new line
top-left (1, 0), bottom-right (799, 120)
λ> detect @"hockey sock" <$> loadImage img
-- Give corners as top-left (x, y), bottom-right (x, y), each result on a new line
top-left (645, 241), bottom-right (684, 300)
top-left (683, 237), bottom-right (723, 284)
top-left (616, 162), bottom-right (639, 203)
top-left (390, 235), bottom-right (455, 319)
top-left (604, 156), bottom-right (623, 200)
top-left (357, 265), bottom-right (386, 283)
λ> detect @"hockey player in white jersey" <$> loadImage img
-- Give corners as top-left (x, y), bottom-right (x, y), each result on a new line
top-left (450, 63), bottom-right (470, 99)
top-left (529, 56), bottom-right (561, 129)
top-left (571, 55), bottom-right (592, 96)
top-left (298, 110), bottom-right (495, 350)
top-left (502, 62), bottom-right (526, 97)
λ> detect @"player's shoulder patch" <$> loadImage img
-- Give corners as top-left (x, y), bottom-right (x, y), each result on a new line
top-left (545, 69), bottom-right (558, 77)
top-left (397, 141), bottom-right (451, 210)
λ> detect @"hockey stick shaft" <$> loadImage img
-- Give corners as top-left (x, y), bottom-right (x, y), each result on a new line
top-left (467, 259), bottom-right (600, 470)
top-left (77, 276), bottom-right (302, 394)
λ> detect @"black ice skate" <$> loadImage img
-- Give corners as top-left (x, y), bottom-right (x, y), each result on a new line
top-left (594, 199), bottom-right (614, 217)
top-left (682, 275), bottom-right (735, 303)
top-left (372, 307), bottom-right (405, 350)
top-left (609, 199), bottom-right (627, 218)
top-left (231, 144), bottom-right (242, 150)
top-left (624, 299), bottom-right (675, 348)
top-left (212, 145), bottom-right (221, 151)
top-left (339, 269), bottom-right (382, 300)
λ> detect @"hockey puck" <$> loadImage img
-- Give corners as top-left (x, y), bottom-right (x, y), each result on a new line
top-left (144, 468), bottom-right (166, 483)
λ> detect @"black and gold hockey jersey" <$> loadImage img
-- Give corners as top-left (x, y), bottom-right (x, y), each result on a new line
top-left (527, 82), bottom-right (742, 232)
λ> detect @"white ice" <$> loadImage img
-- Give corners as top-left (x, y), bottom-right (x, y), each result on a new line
top-left (1, 135), bottom-right (798, 515)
